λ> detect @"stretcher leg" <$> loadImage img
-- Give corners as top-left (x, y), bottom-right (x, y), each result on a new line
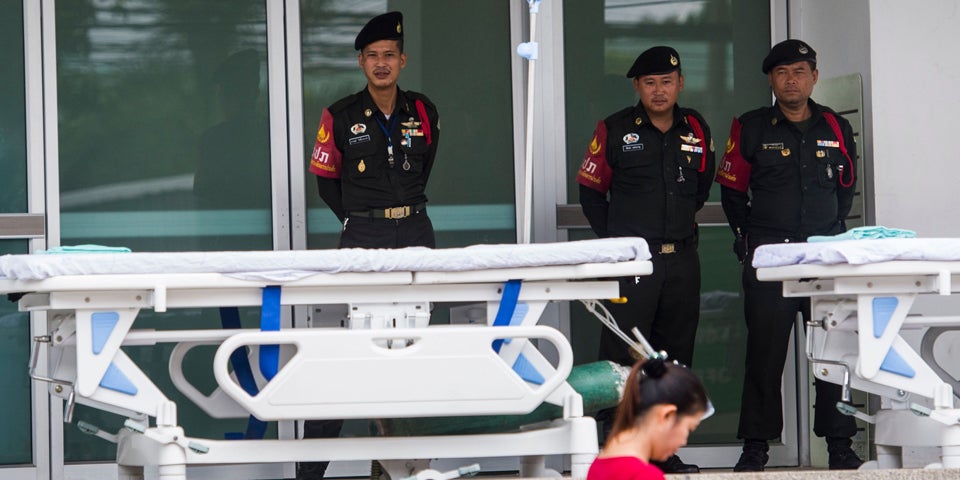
top-left (942, 425), bottom-right (960, 468)
top-left (874, 444), bottom-right (903, 469)
top-left (117, 464), bottom-right (144, 480)
top-left (567, 416), bottom-right (599, 478)
top-left (519, 455), bottom-right (559, 478)
top-left (157, 464), bottom-right (186, 480)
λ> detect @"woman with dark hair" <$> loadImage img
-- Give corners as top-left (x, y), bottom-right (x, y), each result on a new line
top-left (587, 356), bottom-right (710, 480)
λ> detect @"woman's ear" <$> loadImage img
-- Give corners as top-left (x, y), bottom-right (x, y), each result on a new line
top-left (651, 404), bottom-right (678, 427)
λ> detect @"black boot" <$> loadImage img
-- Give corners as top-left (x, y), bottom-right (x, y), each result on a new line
top-left (733, 439), bottom-right (769, 472)
top-left (652, 454), bottom-right (700, 474)
top-left (827, 436), bottom-right (863, 470)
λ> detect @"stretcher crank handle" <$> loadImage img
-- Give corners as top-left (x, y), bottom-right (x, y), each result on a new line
top-left (29, 335), bottom-right (77, 422)
top-left (28, 335), bottom-right (73, 388)
top-left (806, 320), bottom-right (852, 402)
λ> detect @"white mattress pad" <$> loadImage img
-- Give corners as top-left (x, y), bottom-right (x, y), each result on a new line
top-left (0, 237), bottom-right (651, 282)
top-left (752, 238), bottom-right (960, 268)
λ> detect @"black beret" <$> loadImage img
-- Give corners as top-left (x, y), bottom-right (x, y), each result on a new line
top-left (626, 46), bottom-right (681, 78)
top-left (762, 39), bottom-right (817, 73)
top-left (354, 11), bottom-right (403, 51)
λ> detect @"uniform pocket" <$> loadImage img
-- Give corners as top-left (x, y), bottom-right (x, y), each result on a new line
top-left (754, 148), bottom-right (792, 167)
top-left (675, 142), bottom-right (703, 195)
top-left (816, 152), bottom-right (843, 187)
top-left (751, 148), bottom-right (795, 188)
top-left (398, 136), bottom-right (429, 175)
top-left (616, 150), bottom-right (658, 191)
top-left (343, 138), bottom-right (381, 181)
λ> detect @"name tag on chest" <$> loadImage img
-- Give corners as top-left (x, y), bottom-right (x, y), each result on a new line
top-left (348, 134), bottom-right (371, 145)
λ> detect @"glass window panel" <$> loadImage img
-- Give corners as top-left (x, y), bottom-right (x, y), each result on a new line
top-left (56, 0), bottom-right (272, 252)
top-left (0, 0), bottom-right (31, 466)
top-left (55, 0), bottom-right (275, 462)
top-left (563, 0), bottom-right (771, 445)
top-left (301, 0), bottom-right (517, 249)
top-left (0, 240), bottom-right (32, 465)
top-left (0, 0), bottom-right (27, 214)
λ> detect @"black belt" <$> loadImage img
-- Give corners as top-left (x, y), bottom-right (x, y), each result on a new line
top-left (648, 235), bottom-right (697, 255)
top-left (348, 202), bottom-right (426, 220)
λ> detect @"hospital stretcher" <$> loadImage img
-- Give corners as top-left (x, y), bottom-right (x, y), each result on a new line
top-left (754, 238), bottom-right (960, 469)
top-left (0, 238), bottom-right (652, 480)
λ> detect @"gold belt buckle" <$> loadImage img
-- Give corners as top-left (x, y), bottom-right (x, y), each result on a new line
top-left (660, 243), bottom-right (676, 254)
top-left (386, 206), bottom-right (410, 219)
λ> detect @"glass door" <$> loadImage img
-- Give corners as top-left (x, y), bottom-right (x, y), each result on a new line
top-left (1, 1), bottom-right (48, 479)
top-left (561, 0), bottom-right (800, 469)
top-left (50, 1), bottom-right (286, 478)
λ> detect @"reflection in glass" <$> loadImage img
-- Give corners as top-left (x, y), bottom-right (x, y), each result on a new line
top-left (194, 48), bottom-right (271, 211)
top-left (0, 241), bottom-right (31, 465)
top-left (563, 0), bottom-right (772, 444)
top-left (0, 1), bottom-right (31, 466)
top-left (0, 0), bottom-right (27, 214)
top-left (54, 0), bottom-right (274, 463)
top-left (56, 0), bottom-right (272, 252)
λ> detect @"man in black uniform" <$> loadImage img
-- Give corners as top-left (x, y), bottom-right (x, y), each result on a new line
top-left (309, 10), bottom-right (440, 249)
top-left (576, 46), bottom-right (715, 474)
top-left (301, 11), bottom-right (440, 479)
top-left (715, 39), bottom-right (862, 472)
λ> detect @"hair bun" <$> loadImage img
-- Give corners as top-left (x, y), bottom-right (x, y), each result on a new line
top-left (641, 357), bottom-right (667, 379)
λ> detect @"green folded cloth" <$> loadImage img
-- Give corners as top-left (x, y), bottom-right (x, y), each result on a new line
top-left (37, 244), bottom-right (132, 254)
top-left (808, 226), bottom-right (917, 242)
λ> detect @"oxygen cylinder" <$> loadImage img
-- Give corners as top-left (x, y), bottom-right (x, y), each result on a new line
top-left (372, 360), bottom-right (629, 437)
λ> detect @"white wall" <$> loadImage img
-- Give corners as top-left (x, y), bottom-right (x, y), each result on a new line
top-left (798, 0), bottom-right (960, 428)
top-left (870, 0), bottom-right (960, 236)
top-left (791, 0), bottom-right (874, 223)
top-left (795, 0), bottom-right (960, 236)
top-left (791, 0), bottom-right (872, 81)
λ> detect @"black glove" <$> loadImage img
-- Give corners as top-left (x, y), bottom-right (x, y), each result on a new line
top-left (733, 235), bottom-right (747, 264)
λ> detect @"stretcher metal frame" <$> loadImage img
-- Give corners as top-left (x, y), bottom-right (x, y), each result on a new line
top-left (5, 249), bottom-right (651, 480)
top-left (757, 258), bottom-right (960, 469)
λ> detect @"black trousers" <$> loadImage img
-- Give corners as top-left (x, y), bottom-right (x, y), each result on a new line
top-left (598, 247), bottom-right (700, 368)
top-left (737, 249), bottom-right (857, 440)
top-left (338, 211), bottom-right (435, 249)
top-left (299, 212), bottom-right (435, 479)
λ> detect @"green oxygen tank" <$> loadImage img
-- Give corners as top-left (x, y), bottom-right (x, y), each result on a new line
top-left (371, 360), bottom-right (629, 437)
